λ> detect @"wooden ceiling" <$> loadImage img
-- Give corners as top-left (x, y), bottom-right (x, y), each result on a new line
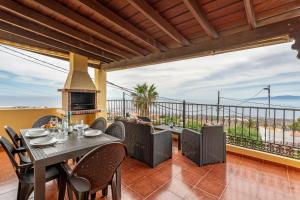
top-left (0, 0), bottom-right (299, 71)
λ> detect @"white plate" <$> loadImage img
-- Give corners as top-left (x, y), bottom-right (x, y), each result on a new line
top-left (30, 137), bottom-right (57, 147)
top-left (25, 129), bottom-right (49, 138)
top-left (83, 130), bottom-right (102, 137)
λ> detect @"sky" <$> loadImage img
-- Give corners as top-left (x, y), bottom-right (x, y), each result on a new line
top-left (0, 42), bottom-right (299, 107)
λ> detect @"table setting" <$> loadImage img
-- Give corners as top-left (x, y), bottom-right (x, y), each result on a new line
top-left (24, 117), bottom-right (103, 148)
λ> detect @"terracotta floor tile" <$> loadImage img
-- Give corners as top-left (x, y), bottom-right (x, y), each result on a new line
top-left (184, 188), bottom-right (217, 200)
top-left (0, 189), bottom-right (18, 200)
top-left (261, 161), bottom-right (288, 179)
top-left (1, 146), bottom-right (300, 200)
top-left (256, 189), bottom-right (295, 200)
top-left (162, 179), bottom-right (194, 198)
top-left (226, 178), bottom-right (259, 198)
top-left (128, 175), bottom-right (163, 197)
top-left (290, 181), bottom-right (300, 195)
top-left (97, 186), bottom-right (143, 200)
top-left (258, 173), bottom-right (291, 193)
top-left (146, 187), bottom-right (183, 200)
top-left (226, 153), bottom-right (243, 165)
top-left (239, 157), bottom-right (263, 171)
top-left (175, 169), bottom-right (205, 186)
top-left (122, 166), bottom-right (149, 186)
top-left (288, 167), bottom-right (300, 183)
top-left (195, 177), bottom-right (227, 198)
top-left (221, 187), bottom-right (257, 200)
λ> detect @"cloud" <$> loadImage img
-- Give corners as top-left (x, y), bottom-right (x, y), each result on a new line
top-left (0, 42), bottom-right (299, 105)
top-left (109, 42), bottom-right (299, 101)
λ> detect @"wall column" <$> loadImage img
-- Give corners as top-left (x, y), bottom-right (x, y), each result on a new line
top-left (95, 68), bottom-right (107, 118)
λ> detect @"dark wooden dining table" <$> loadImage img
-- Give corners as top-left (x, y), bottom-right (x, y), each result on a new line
top-left (20, 129), bottom-right (121, 200)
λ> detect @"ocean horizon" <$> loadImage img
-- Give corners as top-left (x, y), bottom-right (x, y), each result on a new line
top-left (1, 95), bottom-right (300, 109)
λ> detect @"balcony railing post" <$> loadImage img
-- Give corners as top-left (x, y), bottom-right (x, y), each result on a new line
top-left (183, 100), bottom-right (186, 128)
top-left (217, 91), bottom-right (220, 123)
top-left (122, 92), bottom-right (126, 118)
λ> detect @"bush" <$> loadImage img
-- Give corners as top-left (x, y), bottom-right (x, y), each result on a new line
top-left (289, 117), bottom-right (300, 131)
top-left (227, 124), bottom-right (261, 141)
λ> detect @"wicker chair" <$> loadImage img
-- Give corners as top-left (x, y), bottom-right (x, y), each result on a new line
top-left (119, 120), bottom-right (172, 168)
top-left (59, 142), bottom-right (127, 200)
top-left (90, 117), bottom-right (107, 132)
top-left (105, 121), bottom-right (125, 142)
top-left (0, 136), bottom-right (60, 200)
top-left (182, 125), bottom-right (226, 166)
top-left (4, 126), bottom-right (31, 164)
top-left (137, 116), bottom-right (151, 122)
top-left (32, 115), bottom-right (61, 128)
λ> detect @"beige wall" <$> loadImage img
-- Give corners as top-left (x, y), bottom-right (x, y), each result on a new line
top-left (0, 108), bottom-right (60, 139)
top-left (95, 68), bottom-right (107, 119)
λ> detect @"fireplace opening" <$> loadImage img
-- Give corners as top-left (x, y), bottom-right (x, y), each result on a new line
top-left (71, 92), bottom-right (95, 111)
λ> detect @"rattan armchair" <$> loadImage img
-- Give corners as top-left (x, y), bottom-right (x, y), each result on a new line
top-left (0, 136), bottom-right (60, 200)
top-left (59, 142), bottom-right (127, 200)
top-left (90, 117), bottom-right (107, 132)
top-left (120, 120), bottom-right (172, 168)
top-left (105, 121), bottom-right (125, 142)
top-left (32, 115), bottom-right (61, 128)
top-left (182, 125), bottom-right (226, 166)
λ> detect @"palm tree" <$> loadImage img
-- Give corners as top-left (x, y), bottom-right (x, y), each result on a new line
top-left (132, 83), bottom-right (158, 117)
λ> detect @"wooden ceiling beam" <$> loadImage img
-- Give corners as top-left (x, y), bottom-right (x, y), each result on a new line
top-left (244, 0), bottom-right (256, 29)
top-left (103, 17), bottom-right (300, 70)
top-left (0, 11), bottom-right (122, 62)
top-left (0, 30), bottom-right (102, 65)
top-left (0, 30), bottom-right (67, 54)
top-left (183, 0), bottom-right (218, 38)
top-left (32, 0), bottom-right (147, 56)
top-left (0, 21), bottom-right (112, 63)
top-left (0, 0), bottom-right (133, 59)
top-left (127, 0), bottom-right (190, 46)
top-left (77, 0), bottom-right (167, 52)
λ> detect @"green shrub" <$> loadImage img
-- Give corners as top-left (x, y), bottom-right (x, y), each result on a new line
top-left (227, 124), bottom-right (261, 141)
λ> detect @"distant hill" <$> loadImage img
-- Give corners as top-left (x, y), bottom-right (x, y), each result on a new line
top-left (251, 95), bottom-right (300, 100)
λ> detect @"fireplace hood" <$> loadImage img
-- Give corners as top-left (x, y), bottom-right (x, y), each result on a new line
top-left (63, 53), bottom-right (96, 91)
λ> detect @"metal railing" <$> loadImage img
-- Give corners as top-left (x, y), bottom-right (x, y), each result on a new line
top-left (107, 99), bottom-right (300, 159)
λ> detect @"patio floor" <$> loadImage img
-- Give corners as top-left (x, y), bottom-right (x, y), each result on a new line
top-left (0, 142), bottom-right (300, 200)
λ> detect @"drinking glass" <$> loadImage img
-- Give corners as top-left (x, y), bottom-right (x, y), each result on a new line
top-left (56, 129), bottom-right (67, 143)
top-left (77, 126), bottom-right (84, 138)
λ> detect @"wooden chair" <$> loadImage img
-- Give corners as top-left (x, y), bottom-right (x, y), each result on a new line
top-left (59, 142), bottom-right (127, 200)
top-left (90, 117), bottom-right (107, 132)
top-left (0, 136), bottom-right (60, 200)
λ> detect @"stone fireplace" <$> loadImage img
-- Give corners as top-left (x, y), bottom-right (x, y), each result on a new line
top-left (58, 53), bottom-right (100, 117)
